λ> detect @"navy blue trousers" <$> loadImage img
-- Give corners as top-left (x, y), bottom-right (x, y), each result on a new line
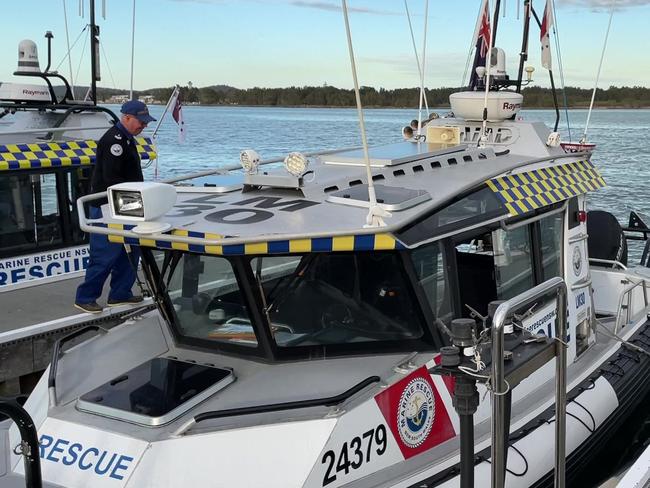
top-left (75, 207), bottom-right (140, 304)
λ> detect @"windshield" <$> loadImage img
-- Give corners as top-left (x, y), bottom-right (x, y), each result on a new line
top-left (252, 252), bottom-right (425, 348)
top-left (161, 252), bottom-right (259, 348)
top-left (154, 250), bottom-right (428, 356)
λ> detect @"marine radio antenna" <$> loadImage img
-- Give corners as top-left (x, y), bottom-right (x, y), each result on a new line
top-left (582, 4), bottom-right (615, 144)
top-left (341, 0), bottom-right (391, 228)
top-left (404, 0), bottom-right (429, 117)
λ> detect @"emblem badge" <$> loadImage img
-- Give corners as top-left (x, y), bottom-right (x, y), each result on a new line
top-left (110, 144), bottom-right (123, 157)
top-left (572, 246), bottom-right (582, 276)
top-left (397, 377), bottom-right (435, 448)
top-left (114, 133), bottom-right (123, 140)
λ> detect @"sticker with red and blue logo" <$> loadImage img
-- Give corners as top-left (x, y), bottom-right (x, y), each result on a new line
top-left (374, 366), bottom-right (455, 459)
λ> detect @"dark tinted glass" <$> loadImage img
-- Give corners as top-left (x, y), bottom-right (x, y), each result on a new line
top-left (80, 358), bottom-right (231, 417)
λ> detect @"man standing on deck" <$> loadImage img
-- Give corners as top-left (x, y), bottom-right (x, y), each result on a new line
top-left (74, 100), bottom-right (156, 313)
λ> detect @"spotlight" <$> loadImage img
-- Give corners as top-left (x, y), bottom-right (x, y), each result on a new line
top-left (240, 149), bottom-right (261, 175)
top-left (284, 152), bottom-right (309, 177)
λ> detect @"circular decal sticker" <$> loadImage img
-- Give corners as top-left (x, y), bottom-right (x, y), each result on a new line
top-left (110, 144), bottom-right (123, 157)
top-left (397, 377), bottom-right (435, 448)
top-left (572, 246), bottom-right (582, 276)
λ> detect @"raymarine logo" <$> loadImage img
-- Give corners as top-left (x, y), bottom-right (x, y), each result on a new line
top-left (22, 88), bottom-right (48, 96)
top-left (502, 102), bottom-right (521, 111)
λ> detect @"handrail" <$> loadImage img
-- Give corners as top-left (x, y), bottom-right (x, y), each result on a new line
top-left (491, 276), bottom-right (567, 488)
top-left (173, 375), bottom-right (381, 437)
top-left (615, 278), bottom-right (648, 334)
top-left (48, 325), bottom-right (108, 407)
top-left (0, 398), bottom-right (42, 488)
top-left (589, 258), bottom-right (628, 270)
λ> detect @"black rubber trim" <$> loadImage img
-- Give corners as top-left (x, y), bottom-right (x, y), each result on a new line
top-left (193, 376), bottom-right (380, 424)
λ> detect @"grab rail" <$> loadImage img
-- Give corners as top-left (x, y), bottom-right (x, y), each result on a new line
top-left (491, 277), bottom-right (567, 488)
top-left (589, 258), bottom-right (628, 270)
top-left (0, 398), bottom-right (42, 488)
top-left (48, 325), bottom-right (108, 407)
top-left (615, 279), bottom-right (648, 333)
top-left (173, 376), bottom-right (381, 437)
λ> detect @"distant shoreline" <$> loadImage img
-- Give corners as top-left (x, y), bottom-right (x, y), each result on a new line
top-left (139, 103), bottom-right (650, 110)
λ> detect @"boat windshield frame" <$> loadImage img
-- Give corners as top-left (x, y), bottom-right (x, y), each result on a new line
top-left (140, 248), bottom-right (439, 361)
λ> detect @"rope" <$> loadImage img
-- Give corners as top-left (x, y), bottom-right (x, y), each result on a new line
top-left (341, 0), bottom-right (390, 228)
top-left (404, 0), bottom-right (429, 113)
top-left (582, 4), bottom-right (615, 143)
top-left (416, 0), bottom-right (429, 134)
top-left (62, 0), bottom-right (77, 99)
top-left (551, 0), bottom-right (572, 141)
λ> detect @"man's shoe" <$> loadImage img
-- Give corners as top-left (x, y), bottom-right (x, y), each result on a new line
top-left (107, 295), bottom-right (144, 307)
top-left (74, 301), bottom-right (103, 314)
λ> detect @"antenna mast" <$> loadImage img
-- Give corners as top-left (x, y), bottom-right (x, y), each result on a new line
top-left (89, 0), bottom-right (100, 104)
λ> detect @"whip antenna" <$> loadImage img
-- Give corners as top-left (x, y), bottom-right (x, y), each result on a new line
top-left (416, 0), bottom-right (429, 136)
top-left (341, 0), bottom-right (390, 228)
top-left (404, 0), bottom-right (429, 115)
top-left (582, 4), bottom-right (614, 144)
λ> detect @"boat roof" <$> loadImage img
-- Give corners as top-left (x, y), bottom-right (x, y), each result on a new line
top-left (90, 119), bottom-right (604, 253)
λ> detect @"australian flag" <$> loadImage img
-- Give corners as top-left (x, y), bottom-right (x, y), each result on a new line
top-left (469, 0), bottom-right (492, 90)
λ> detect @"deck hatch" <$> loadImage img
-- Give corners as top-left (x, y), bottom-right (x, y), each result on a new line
top-left (327, 184), bottom-right (431, 211)
top-left (486, 159), bottom-right (605, 216)
top-left (322, 141), bottom-right (466, 167)
top-left (76, 357), bottom-right (234, 426)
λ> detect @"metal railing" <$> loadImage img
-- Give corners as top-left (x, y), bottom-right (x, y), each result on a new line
top-left (615, 278), bottom-right (648, 333)
top-left (490, 276), bottom-right (567, 488)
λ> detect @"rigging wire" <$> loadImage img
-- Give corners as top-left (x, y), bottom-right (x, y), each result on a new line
top-left (582, 4), bottom-right (615, 143)
top-left (99, 40), bottom-right (117, 90)
top-left (130, 0), bottom-right (137, 100)
top-left (74, 27), bottom-right (89, 89)
top-left (404, 0), bottom-right (429, 114)
top-left (62, 0), bottom-right (77, 99)
top-left (461, 1), bottom-right (486, 88)
top-left (341, 0), bottom-right (390, 228)
top-left (54, 26), bottom-right (87, 73)
top-left (417, 0), bottom-right (429, 135)
top-left (551, 0), bottom-right (571, 141)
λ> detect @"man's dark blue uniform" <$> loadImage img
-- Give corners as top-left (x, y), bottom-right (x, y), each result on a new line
top-left (75, 101), bottom-right (155, 313)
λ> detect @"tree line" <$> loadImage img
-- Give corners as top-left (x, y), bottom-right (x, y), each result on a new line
top-left (99, 84), bottom-right (650, 109)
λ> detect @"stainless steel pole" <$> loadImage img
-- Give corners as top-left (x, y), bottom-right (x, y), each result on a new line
top-left (554, 285), bottom-right (567, 488)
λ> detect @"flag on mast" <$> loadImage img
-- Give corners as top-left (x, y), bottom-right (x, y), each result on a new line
top-left (171, 87), bottom-right (186, 143)
top-left (540, 0), bottom-right (554, 70)
top-left (469, 0), bottom-right (491, 89)
top-left (472, 0), bottom-right (491, 58)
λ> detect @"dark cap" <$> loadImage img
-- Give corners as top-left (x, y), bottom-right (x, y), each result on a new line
top-left (121, 100), bottom-right (156, 123)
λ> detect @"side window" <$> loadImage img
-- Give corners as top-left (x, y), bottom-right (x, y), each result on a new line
top-left (0, 174), bottom-right (34, 257)
top-left (35, 173), bottom-right (63, 247)
top-left (568, 197), bottom-right (580, 229)
top-left (68, 168), bottom-right (93, 243)
top-left (493, 225), bottom-right (535, 299)
top-left (539, 213), bottom-right (564, 281)
top-left (412, 242), bottom-right (452, 323)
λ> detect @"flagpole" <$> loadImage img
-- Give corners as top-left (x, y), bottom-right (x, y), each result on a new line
top-left (152, 85), bottom-right (178, 139)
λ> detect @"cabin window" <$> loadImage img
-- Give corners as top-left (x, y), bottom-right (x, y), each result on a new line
top-left (493, 225), bottom-right (535, 299)
top-left (251, 252), bottom-right (425, 348)
top-left (0, 168), bottom-right (91, 259)
top-left (539, 213), bottom-right (563, 280)
top-left (397, 186), bottom-right (507, 245)
top-left (411, 242), bottom-right (453, 323)
top-left (0, 173), bottom-right (64, 258)
top-left (163, 253), bottom-right (258, 348)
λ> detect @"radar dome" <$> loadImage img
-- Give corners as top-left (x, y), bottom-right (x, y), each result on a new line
top-left (17, 40), bottom-right (40, 73)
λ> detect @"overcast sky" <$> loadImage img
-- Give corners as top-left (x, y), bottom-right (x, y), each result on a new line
top-left (1, 0), bottom-right (649, 91)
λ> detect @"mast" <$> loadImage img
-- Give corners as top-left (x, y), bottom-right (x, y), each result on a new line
top-left (516, 0), bottom-right (532, 93)
top-left (89, 0), bottom-right (100, 104)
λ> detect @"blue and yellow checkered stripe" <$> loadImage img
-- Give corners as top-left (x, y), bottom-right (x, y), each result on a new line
top-left (0, 136), bottom-right (156, 171)
top-left (486, 160), bottom-right (606, 216)
top-left (97, 224), bottom-right (405, 255)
